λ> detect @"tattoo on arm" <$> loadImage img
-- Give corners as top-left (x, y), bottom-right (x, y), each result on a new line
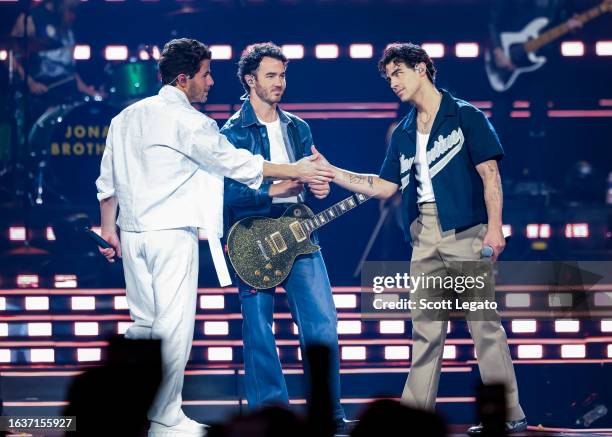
top-left (482, 163), bottom-right (503, 224)
top-left (367, 175), bottom-right (374, 189)
top-left (348, 174), bottom-right (366, 185)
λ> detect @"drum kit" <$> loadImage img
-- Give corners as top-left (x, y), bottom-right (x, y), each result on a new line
top-left (1, 36), bottom-right (160, 209)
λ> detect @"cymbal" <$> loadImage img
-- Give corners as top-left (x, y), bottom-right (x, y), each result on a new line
top-left (0, 36), bottom-right (64, 54)
top-left (166, 5), bottom-right (206, 17)
top-left (1, 246), bottom-right (49, 256)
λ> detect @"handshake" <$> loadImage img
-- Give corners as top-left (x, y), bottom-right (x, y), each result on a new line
top-left (273, 145), bottom-right (335, 200)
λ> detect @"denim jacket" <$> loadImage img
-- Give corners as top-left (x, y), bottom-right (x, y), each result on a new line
top-left (221, 98), bottom-right (319, 239)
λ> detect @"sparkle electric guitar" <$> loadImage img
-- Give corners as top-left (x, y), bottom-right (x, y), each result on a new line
top-left (227, 193), bottom-right (369, 289)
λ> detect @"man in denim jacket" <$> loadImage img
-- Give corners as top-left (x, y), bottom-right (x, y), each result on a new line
top-left (221, 43), bottom-right (352, 434)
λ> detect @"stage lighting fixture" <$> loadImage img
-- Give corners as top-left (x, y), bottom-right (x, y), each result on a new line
top-left (74, 322), bottom-right (99, 336)
top-left (561, 41), bottom-right (585, 56)
top-left (9, 226), bottom-right (26, 241)
top-left (28, 323), bottom-right (52, 336)
top-left (526, 224), bottom-right (550, 239)
top-left (117, 322), bottom-right (133, 334)
top-left (455, 42), bottom-right (479, 57)
top-left (565, 223), bottom-right (589, 238)
top-left (443, 345), bottom-right (456, 359)
top-left (200, 295), bottom-right (224, 309)
top-left (333, 294), bottom-right (357, 308)
top-left (555, 320), bottom-right (580, 333)
top-left (0, 323), bottom-right (7, 336)
top-left (71, 296), bottom-right (95, 310)
top-left (208, 347), bottom-right (233, 361)
top-left (315, 44), bottom-right (339, 59)
top-left (77, 348), bottom-right (101, 362)
top-left (204, 321), bottom-right (229, 336)
top-left (54, 274), bottom-right (77, 288)
top-left (210, 45), bottom-right (232, 60)
top-left (114, 295), bottom-right (129, 310)
top-left (104, 45), bottom-right (128, 61)
top-left (30, 349), bottom-right (55, 363)
top-left (338, 320), bottom-right (362, 334)
top-left (25, 296), bottom-right (49, 310)
top-left (46, 226), bottom-right (56, 241)
top-left (73, 45), bottom-right (91, 60)
top-left (379, 320), bottom-right (405, 334)
top-left (505, 293), bottom-right (531, 308)
top-left (561, 344), bottom-right (585, 358)
top-left (595, 41), bottom-right (612, 56)
top-left (517, 345), bottom-right (543, 359)
top-left (502, 224), bottom-right (512, 237)
top-left (349, 44), bottom-right (374, 59)
top-left (511, 320), bottom-right (537, 333)
top-left (549, 293), bottom-right (573, 307)
top-left (385, 346), bottom-right (410, 360)
top-left (17, 274), bottom-right (39, 289)
top-left (421, 43), bottom-right (444, 58)
top-left (341, 346), bottom-right (366, 360)
top-left (0, 350), bottom-right (10, 363)
top-left (281, 44), bottom-right (304, 59)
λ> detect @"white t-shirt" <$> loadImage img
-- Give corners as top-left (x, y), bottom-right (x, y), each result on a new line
top-left (258, 117), bottom-right (298, 204)
top-left (415, 131), bottom-right (436, 204)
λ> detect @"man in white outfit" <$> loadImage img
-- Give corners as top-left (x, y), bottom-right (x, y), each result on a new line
top-left (95, 38), bottom-right (333, 437)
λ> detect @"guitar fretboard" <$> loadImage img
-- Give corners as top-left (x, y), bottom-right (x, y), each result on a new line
top-left (524, 3), bottom-right (607, 53)
top-left (301, 193), bottom-right (369, 233)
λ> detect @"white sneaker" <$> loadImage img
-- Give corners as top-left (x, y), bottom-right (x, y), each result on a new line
top-left (148, 416), bottom-right (207, 437)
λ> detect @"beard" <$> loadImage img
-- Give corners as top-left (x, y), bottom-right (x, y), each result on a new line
top-left (255, 85), bottom-right (284, 105)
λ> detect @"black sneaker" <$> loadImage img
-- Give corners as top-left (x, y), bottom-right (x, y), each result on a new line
top-left (467, 417), bottom-right (528, 435)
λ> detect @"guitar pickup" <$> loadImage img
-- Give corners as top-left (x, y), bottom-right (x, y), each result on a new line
top-left (270, 232), bottom-right (287, 253)
top-left (289, 221), bottom-right (307, 242)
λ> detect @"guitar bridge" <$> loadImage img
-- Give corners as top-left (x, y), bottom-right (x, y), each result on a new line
top-left (256, 240), bottom-right (270, 260)
top-left (289, 221), bottom-right (307, 242)
top-left (270, 232), bottom-right (287, 253)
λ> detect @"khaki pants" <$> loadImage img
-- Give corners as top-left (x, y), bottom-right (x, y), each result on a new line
top-left (401, 203), bottom-right (524, 421)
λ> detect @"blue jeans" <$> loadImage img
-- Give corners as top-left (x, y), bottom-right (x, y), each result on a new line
top-left (238, 250), bottom-right (345, 420)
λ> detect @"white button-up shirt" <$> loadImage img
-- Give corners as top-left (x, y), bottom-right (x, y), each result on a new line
top-left (96, 85), bottom-right (264, 285)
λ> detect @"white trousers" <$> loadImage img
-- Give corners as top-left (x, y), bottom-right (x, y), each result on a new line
top-left (120, 227), bottom-right (199, 427)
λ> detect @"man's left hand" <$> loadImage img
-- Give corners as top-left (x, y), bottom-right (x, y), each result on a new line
top-left (309, 182), bottom-right (330, 199)
top-left (483, 226), bottom-right (505, 262)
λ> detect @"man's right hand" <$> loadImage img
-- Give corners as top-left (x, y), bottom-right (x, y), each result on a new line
top-left (99, 230), bottom-right (122, 263)
top-left (28, 77), bottom-right (48, 95)
top-left (269, 180), bottom-right (304, 198)
top-left (294, 153), bottom-right (335, 184)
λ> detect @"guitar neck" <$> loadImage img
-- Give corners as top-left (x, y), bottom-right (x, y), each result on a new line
top-left (524, 3), bottom-right (607, 53)
top-left (303, 193), bottom-right (370, 231)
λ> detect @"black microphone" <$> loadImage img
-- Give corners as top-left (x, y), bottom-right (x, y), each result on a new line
top-left (83, 227), bottom-right (113, 249)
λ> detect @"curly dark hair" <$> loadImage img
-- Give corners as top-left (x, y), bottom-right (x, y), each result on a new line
top-left (237, 42), bottom-right (288, 93)
top-left (378, 43), bottom-right (437, 84)
top-left (158, 38), bottom-right (212, 85)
